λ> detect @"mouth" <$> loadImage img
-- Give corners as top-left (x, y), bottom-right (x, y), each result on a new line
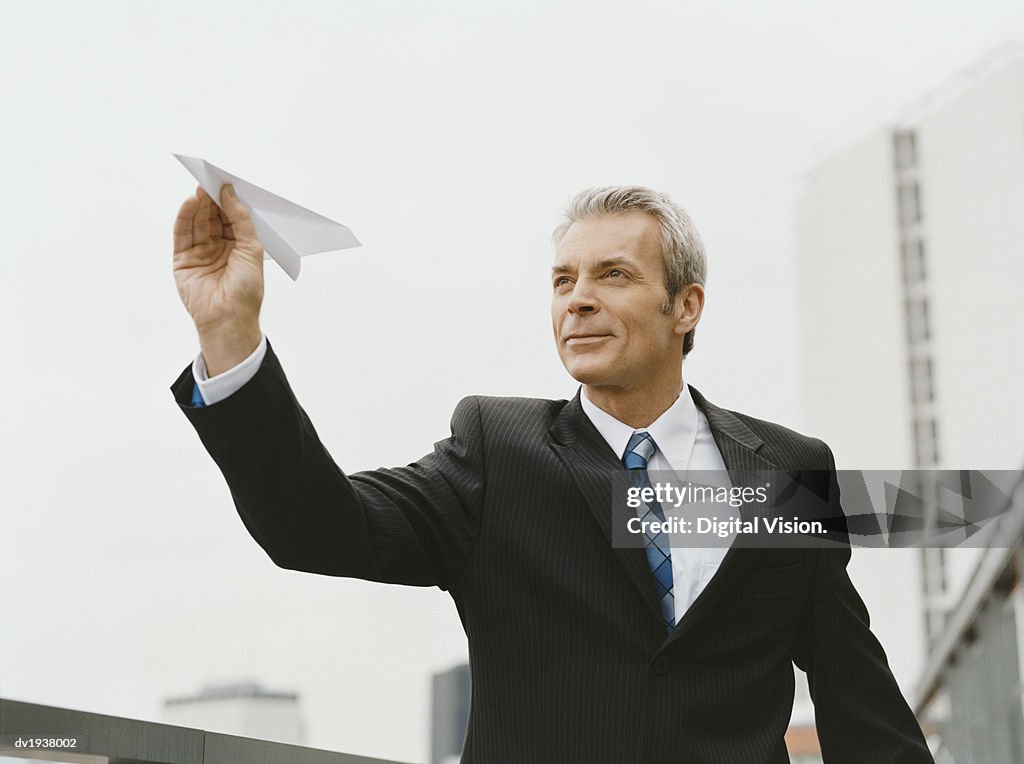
top-left (564, 334), bottom-right (612, 346)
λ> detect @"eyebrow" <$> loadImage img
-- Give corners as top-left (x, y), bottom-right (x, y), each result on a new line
top-left (551, 256), bottom-right (635, 276)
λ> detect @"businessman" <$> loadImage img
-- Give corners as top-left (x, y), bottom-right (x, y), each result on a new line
top-left (171, 184), bottom-right (933, 762)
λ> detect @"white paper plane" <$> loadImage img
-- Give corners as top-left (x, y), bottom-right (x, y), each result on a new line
top-left (174, 154), bottom-right (361, 280)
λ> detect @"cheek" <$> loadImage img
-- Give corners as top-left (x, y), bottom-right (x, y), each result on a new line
top-left (550, 298), bottom-right (565, 325)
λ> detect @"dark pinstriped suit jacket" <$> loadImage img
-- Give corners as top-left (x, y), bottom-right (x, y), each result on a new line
top-left (173, 343), bottom-right (933, 763)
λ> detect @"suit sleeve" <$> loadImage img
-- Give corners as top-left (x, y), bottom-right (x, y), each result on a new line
top-left (170, 341), bottom-right (484, 590)
top-left (790, 445), bottom-right (934, 763)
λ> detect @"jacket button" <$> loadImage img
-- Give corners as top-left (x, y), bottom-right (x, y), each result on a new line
top-left (652, 657), bottom-right (670, 675)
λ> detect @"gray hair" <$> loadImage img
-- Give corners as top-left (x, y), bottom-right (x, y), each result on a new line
top-left (551, 185), bottom-right (707, 356)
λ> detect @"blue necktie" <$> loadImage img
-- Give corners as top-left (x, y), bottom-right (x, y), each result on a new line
top-left (623, 431), bottom-right (675, 631)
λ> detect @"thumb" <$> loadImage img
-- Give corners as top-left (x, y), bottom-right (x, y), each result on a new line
top-left (219, 184), bottom-right (259, 244)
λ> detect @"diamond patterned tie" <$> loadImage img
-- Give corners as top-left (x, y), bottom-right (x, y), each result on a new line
top-left (623, 431), bottom-right (675, 632)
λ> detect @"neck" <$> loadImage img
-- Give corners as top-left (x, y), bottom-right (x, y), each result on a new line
top-left (583, 375), bottom-right (684, 429)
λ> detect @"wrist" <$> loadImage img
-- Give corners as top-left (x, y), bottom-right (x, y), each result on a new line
top-left (197, 319), bottom-right (263, 377)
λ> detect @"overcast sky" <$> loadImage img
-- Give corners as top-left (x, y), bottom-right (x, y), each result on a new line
top-left (2, 1), bottom-right (1023, 762)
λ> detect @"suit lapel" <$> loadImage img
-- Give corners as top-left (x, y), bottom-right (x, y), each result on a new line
top-left (547, 386), bottom-right (784, 643)
top-left (548, 392), bottom-right (665, 624)
top-left (663, 385), bottom-right (780, 648)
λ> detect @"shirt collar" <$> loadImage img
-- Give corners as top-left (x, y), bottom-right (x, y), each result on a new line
top-left (579, 384), bottom-right (699, 471)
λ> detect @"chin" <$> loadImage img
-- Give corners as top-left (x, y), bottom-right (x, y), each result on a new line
top-left (562, 359), bottom-right (613, 386)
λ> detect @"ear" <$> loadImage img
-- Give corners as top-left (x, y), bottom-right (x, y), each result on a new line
top-left (672, 284), bottom-right (705, 337)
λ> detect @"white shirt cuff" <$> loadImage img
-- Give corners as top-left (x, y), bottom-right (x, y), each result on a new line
top-left (192, 334), bottom-right (268, 405)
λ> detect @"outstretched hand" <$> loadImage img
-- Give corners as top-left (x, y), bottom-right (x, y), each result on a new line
top-left (173, 185), bottom-right (265, 376)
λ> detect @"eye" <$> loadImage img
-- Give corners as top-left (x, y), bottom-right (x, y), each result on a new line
top-left (553, 275), bottom-right (572, 288)
top-left (606, 269), bottom-right (626, 279)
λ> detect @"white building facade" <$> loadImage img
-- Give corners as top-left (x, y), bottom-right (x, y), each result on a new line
top-left (794, 49), bottom-right (1024, 761)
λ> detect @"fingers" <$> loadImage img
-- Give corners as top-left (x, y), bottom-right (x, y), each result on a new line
top-left (174, 185), bottom-right (254, 263)
top-left (218, 184), bottom-right (258, 244)
top-left (208, 197), bottom-right (224, 239)
top-left (193, 186), bottom-right (212, 245)
top-left (217, 205), bottom-right (234, 241)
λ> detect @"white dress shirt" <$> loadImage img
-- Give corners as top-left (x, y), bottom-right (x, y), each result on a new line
top-left (192, 335), bottom-right (268, 404)
top-left (192, 341), bottom-right (733, 623)
top-left (580, 387), bottom-right (732, 624)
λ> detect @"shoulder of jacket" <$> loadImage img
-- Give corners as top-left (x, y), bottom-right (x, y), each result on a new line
top-left (460, 395), bottom-right (568, 421)
top-left (713, 406), bottom-right (833, 468)
top-left (692, 387), bottom-right (826, 450)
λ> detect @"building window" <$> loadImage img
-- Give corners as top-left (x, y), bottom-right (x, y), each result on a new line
top-left (901, 238), bottom-right (927, 284)
top-left (894, 130), bottom-right (917, 170)
top-left (910, 356), bottom-right (934, 404)
top-left (898, 182), bottom-right (922, 225)
top-left (913, 416), bottom-right (940, 465)
top-left (905, 296), bottom-right (931, 343)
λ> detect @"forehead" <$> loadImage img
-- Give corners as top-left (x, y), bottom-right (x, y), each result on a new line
top-left (553, 211), bottom-right (663, 269)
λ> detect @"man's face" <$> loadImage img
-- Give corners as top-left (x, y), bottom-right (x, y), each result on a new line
top-left (551, 211), bottom-right (686, 392)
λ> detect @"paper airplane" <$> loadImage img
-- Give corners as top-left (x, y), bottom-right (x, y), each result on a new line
top-left (174, 154), bottom-right (361, 280)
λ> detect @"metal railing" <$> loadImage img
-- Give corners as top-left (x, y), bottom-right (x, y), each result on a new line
top-left (913, 467), bottom-right (1024, 711)
top-left (0, 698), bottom-right (410, 764)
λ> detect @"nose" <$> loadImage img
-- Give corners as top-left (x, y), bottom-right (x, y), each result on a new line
top-left (567, 277), bottom-right (599, 315)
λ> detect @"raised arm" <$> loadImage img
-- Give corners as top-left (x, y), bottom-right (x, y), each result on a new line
top-left (170, 188), bottom-right (484, 589)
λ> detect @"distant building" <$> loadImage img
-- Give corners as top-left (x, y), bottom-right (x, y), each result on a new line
top-left (798, 44), bottom-right (1024, 477)
top-left (795, 45), bottom-right (1024, 760)
top-left (163, 680), bottom-right (307, 745)
top-left (430, 663), bottom-right (470, 764)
